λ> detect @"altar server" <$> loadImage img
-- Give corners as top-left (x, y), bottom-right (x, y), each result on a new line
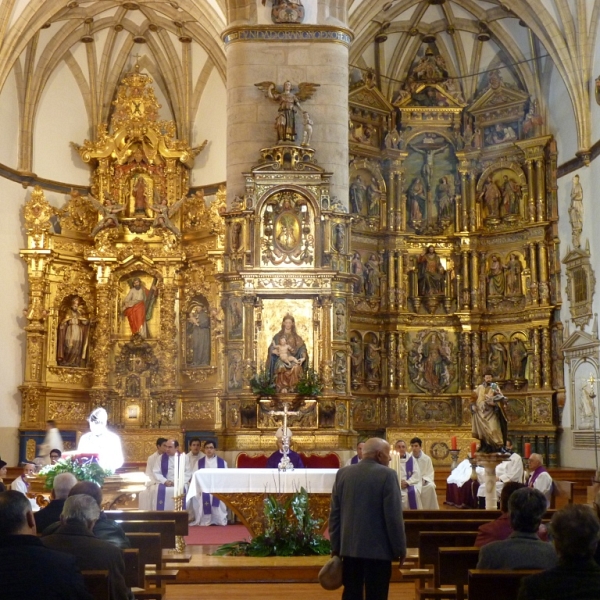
top-left (139, 439), bottom-right (187, 511)
top-left (410, 437), bottom-right (439, 509)
top-left (394, 440), bottom-right (422, 510)
top-left (145, 438), bottom-right (167, 483)
top-left (195, 441), bottom-right (228, 526)
top-left (186, 438), bottom-right (205, 476)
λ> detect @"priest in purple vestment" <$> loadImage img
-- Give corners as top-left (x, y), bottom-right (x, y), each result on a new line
top-left (266, 427), bottom-right (305, 469)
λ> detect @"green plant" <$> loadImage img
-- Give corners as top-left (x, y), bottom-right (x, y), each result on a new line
top-left (296, 367), bottom-right (323, 397)
top-left (214, 487), bottom-right (331, 557)
top-left (39, 457), bottom-right (112, 491)
top-left (250, 367), bottom-right (277, 397)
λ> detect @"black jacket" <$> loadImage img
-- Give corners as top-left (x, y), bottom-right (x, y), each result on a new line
top-left (35, 498), bottom-right (66, 533)
top-left (42, 511), bottom-right (131, 548)
top-left (0, 534), bottom-right (93, 600)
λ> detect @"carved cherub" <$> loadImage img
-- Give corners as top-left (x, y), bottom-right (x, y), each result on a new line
top-left (255, 80), bottom-right (320, 143)
top-left (88, 194), bottom-right (125, 237)
top-left (149, 194), bottom-right (187, 237)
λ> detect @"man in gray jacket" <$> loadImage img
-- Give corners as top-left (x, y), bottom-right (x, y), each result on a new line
top-left (477, 487), bottom-right (557, 570)
top-left (329, 437), bottom-right (406, 600)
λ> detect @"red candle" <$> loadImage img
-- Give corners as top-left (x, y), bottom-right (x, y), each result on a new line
top-left (524, 443), bottom-right (531, 458)
top-left (451, 436), bottom-right (457, 450)
top-left (470, 442), bottom-right (477, 457)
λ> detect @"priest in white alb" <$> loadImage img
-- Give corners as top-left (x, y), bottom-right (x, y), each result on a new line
top-left (394, 440), bottom-right (422, 510)
top-left (145, 437), bottom-right (167, 483)
top-left (76, 408), bottom-right (124, 472)
top-left (186, 438), bottom-right (205, 474)
top-left (139, 439), bottom-right (188, 510)
top-left (193, 440), bottom-right (228, 526)
top-left (410, 437), bottom-right (439, 509)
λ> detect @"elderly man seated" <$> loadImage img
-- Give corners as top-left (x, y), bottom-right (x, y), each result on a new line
top-left (394, 440), bottom-right (422, 510)
top-left (10, 462), bottom-right (39, 512)
top-left (34, 472), bottom-right (77, 534)
top-left (526, 453), bottom-right (553, 507)
top-left (477, 487), bottom-right (557, 570)
top-left (266, 427), bottom-right (305, 469)
top-left (42, 494), bottom-right (130, 600)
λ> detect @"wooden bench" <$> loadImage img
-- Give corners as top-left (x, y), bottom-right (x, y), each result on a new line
top-left (118, 520), bottom-right (176, 549)
top-left (417, 547), bottom-right (479, 600)
top-left (123, 548), bottom-right (142, 589)
top-left (105, 510), bottom-right (189, 537)
top-left (405, 519), bottom-right (490, 547)
top-left (468, 569), bottom-right (541, 600)
top-left (403, 509), bottom-right (557, 521)
top-left (418, 532), bottom-right (478, 568)
top-left (551, 480), bottom-right (575, 509)
top-left (81, 570), bottom-right (110, 600)
top-left (126, 533), bottom-right (174, 600)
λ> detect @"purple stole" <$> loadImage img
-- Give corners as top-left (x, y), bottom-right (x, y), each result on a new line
top-left (199, 456), bottom-right (225, 515)
top-left (528, 466), bottom-right (547, 487)
top-left (156, 453), bottom-right (169, 511)
top-left (350, 455), bottom-right (360, 465)
top-left (21, 475), bottom-right (30, 491)
top-left (404, 456), bottom-right (418, 509)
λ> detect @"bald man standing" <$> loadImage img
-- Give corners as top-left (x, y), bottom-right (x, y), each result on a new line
top-left (329, 438), bottom-right (406, 600)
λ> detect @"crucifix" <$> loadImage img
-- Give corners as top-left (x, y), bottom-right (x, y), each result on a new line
top-left (260, 399), bottom-right (299, 471)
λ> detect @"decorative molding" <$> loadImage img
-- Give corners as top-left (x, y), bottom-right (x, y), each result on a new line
top-left (222, 25), bottom-right (353, 47)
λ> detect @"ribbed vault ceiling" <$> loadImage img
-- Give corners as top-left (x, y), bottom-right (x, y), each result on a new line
top-left (0, 0), bottom-right (596, 175)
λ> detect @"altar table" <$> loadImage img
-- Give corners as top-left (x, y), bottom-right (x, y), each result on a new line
top-left (186, 468), bottom-right (337, 536)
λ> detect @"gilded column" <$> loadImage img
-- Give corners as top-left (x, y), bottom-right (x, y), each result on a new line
top-left (397, 251), bottom-right (404, 310)
top-left (541, 327), bottom-right (551, 389)
top-left (472, 332), bottom-right (481, 387)
top-left (528, 243), bottom-right (539, 305)
top-left (396, 169), bottom-right (405, 232)
top-left (537, 241), bottom-right (549, 305)
top-left (460, 172), bottom-right (468, 231)
top-left (158, 267), bottom-right (179, 388)
top-left (387, 171), bottom-right (395, 232)
top-left (531, 328), bottom-right (541, 389)
top-left (526, 160), bottom-right (535, 222)
top-left (387, 333), bottom-right (396, 390)
top-left (470, 251), bottom-right (479, 310)
top-left (387, 251), bottom-right (395, 310)
top-left (535, 159), bottom-right (545, 222)
top-left (461, 250), bottom-right (470, 309)
top-left (469, 172), bottom-right (477, 232)
top-left (320, 295), bottom-right (333, 390)
top-left (396, 332), bottom-right (405, 391)
top-left (461, 331), bottom-right (472, 391)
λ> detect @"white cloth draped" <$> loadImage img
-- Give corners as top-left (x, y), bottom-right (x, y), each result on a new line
top-left (411, 451), bottom-right (439, 509)
top-left (77, 430), bottom-right (124, 472)
top-left (477, 452), bottom-right (524, 499)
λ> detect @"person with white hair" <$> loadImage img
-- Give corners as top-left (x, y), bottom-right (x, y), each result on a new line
top-left (41, 495), bottom-right (130, 600)
top-left (10, 462), bottom-right (39, 513)
top-left (527, 453), bottom-right (553, 507)
top-left (266, 427), bottom-right (305, 468)
top-left (34, 472), bottom-right (77, 533)
top-left (77, 407), bottom-right (124, 471)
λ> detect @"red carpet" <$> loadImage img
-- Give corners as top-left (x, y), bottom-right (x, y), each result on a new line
top-left (185, 524), bottom-right (251, 545)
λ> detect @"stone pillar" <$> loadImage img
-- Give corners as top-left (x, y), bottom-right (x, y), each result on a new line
top-left (223, 26), bottom-right (351, 206)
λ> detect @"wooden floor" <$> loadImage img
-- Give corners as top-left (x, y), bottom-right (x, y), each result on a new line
top-left (164, 582), bottom-right (416, 599)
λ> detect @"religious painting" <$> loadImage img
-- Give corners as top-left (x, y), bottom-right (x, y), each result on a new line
top-left (118, 273), bottom-right (159, 339)
top-left (257, 298), bottom-right (315, 383)
top-left (407, 329), bottom-right (458, 394)
top-left (484, 121), bottom-right (519, 146)
top-left (185, 296), bottom-right (211, 367)
top-left (56, 295), bottom-right (90, 368)
top-left (411, 398), bottom-right (457, 424)
top-left (404, 132), bottom-right (457, 234)
top-left (333, 298), bottom-right (347, 340)
top-left (127, 172), bottom-right (154, 217)
top-left (227, 296), bottom-right (243, 340)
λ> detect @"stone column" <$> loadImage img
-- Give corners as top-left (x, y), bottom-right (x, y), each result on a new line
top-left (223, 25), bottom-right (351, 206)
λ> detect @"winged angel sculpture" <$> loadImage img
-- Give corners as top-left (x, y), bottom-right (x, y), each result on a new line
top-left (149, 194), bottom-right (187, 237)
top-left (255, 80), bottom-right (319, 144)
top-left (88, 194), bottom-right (125, 237)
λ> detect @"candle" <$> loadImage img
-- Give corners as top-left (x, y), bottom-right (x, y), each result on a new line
top-left (173, 453), bottom-right (179, 496)
top-left (524, 443), bottom-right (531, 459)
top-left (470, 442), bottom-right (477, 457)
top-left (180, 452), bottom-right (186, 495)
top-left (451, 436), bottom-right (457, 450)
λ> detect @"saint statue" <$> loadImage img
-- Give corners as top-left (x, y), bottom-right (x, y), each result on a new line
top-left (510, 338), bottom-right (528, 380)
top-left (186, 303), bottom-right (211, 366)
top-left (349, 175), bottom-right (366, 214)
top-left (57, 296), bottom-right (90, 367)
top-left (569, 174), bottom-right (583, 248)
top-left (479, 176), bottom-right (502, 218)
top-left (435, 177), bottom-right (453, 221)
top-left (417, 245), bottom-right (445, 296)
top-left (408, 177), bottom-right (426, 223)
top-left (471, 370), bottom-right (508, 453)
top-left (487, 255), bottom-right (505, 297)
top-left (351, 252), bottom-right (365, 294)
top-left (132, 176), bottom-right (149, 215)
top-left (268, 314), bottom-right (308, 393)
top-left (77, 408), bottom-right (124, 472)
top-left (255, 80), bottom-right (319, 144)
top-left (364, 253), bottom-right (381, 297)
top-left (122, 277), bottom-right (158, 338)
top-left (505, 254), bottom-right (522, 297)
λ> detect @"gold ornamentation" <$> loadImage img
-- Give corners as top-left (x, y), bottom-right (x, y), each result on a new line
top-left (26, 439), bottom-right (36, 461)
top-left (47, 367), bottom-right (92, 385)
top-left (48, 401), bottom-right (89, 422)
top-left (182, 401), bottom-right (214, 421)
top-left (24, 186), bottom-right (54, 239)
top-left (182, 367), bottom-right (217, 383)
top-left (57, 190), bottom-right (98, 234)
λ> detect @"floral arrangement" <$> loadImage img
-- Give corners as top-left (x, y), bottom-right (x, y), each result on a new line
top-left (296, 367), bottom-right (323, 397)
top-left (214, 487), bottom-right (331, 557)
top-left (39, 455), bottom-right (112, 490)
top-left (250, 367), bottom-right (277, 397)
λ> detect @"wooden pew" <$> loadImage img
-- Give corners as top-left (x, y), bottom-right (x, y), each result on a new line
top-left (81, 570), bottom-right (110, 600)
top-left (105, 510), bottom-right (189, 537)
top-left (403, 509), bottom-right (557, 521)
top-left (123, 548), bottom-right (142, 589)
top-left (418, 531), bottom-right (478, 568)
top-left (405, 519), bottom-right (489, 547)
top-left (126, 533), bottom-right (170, 600)
top-left (468, 569), bottom-right (541, 600)
top-left (118, 520), bottom-right (176, 549)
top-left (417, 547), bottom-right (479, 600)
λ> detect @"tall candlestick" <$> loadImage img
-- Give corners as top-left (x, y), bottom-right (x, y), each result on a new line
top-left (451, 436), bottom-right (457, 450)
top-left (173, 453), bottom-right (179, 496)
top-left (180, 452), bottom-right (186, 495)
top-left (470, 442), bottom-right (477, 457)
top-left (524, 443), bottom-right (531, 459)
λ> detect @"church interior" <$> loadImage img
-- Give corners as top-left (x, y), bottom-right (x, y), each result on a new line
top-left (2, 0), bottom-right (600, 598)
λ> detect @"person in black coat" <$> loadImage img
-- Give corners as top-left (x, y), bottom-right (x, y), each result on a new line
top-left (0, 490), bottom-right (92, 600)
top-left (518, 504), bottom-right (600, 600)
top-left (35, 472), bottom-right (77, 533)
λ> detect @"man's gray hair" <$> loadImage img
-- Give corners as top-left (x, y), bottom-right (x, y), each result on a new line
top-left (61, 493), bottom-right (100, 523)
top-left (362, 438), bottom-right (389, 457)
top-left (53, 473), bottom-right (77, 500)
top-left (529, 453), bottom-right (543, 464)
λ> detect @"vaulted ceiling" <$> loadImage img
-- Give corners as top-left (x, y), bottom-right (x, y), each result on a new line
top-left (0, 0), bottom-right (596, 176)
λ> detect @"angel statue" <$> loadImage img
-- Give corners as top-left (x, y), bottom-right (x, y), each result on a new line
top-left (255, 80), bottom-right (319, 144)
top-left (88, 194), bottom-right (125, 237)
top-left (149, 194), bottom-right (187, 237)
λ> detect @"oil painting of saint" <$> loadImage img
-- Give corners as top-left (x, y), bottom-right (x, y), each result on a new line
top-left (122, 276), bottom-right (158, 338)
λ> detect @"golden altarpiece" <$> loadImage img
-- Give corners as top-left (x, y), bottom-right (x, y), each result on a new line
top-left (19, 53), bottom-right (563, 467)
top-left (347, 54), bottom-right (563, 466)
